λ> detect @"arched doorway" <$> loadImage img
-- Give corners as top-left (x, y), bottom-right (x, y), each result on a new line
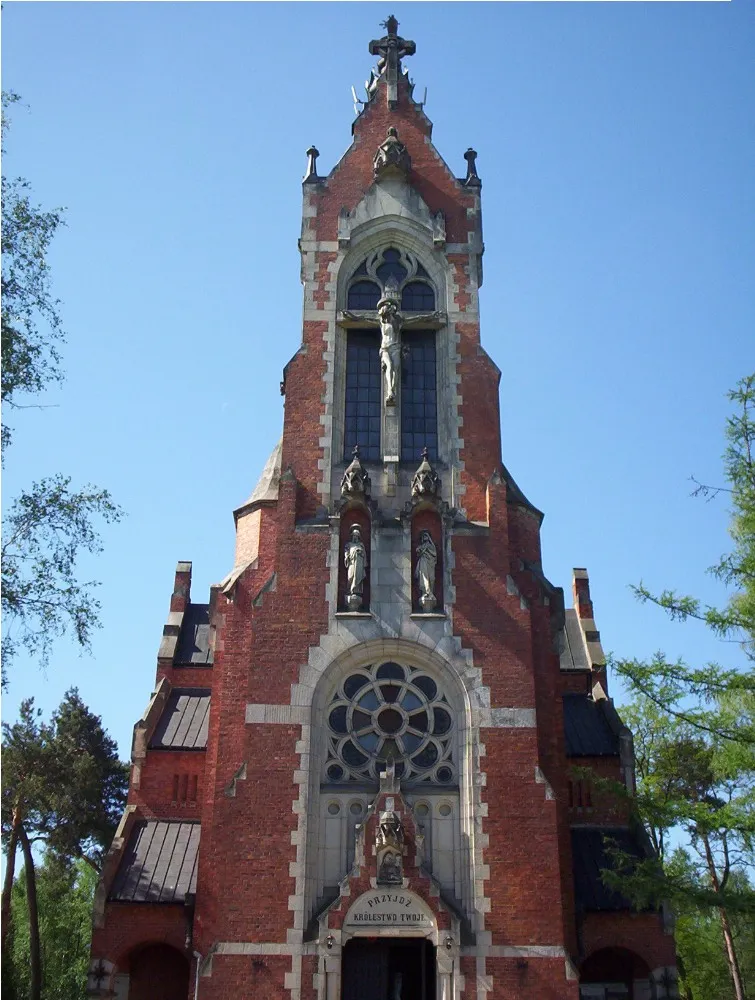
top-left (342, 937), bottom-right (436, 1000)
top-left (580, 947), bottom-right (651, 999)
top-left (128, 943), bottom-right (190, 1000)
top-left (338, 889), bottom-right (440, 1000)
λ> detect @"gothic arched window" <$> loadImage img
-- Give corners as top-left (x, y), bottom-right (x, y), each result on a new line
top-left (401, 281), bottom-right (435, 311)
top-left (347, 280), bottom-right (381, 310)
top-left (344, 247), bottom-right (436, 307)
top-left (401, 331), bottom-right (437, 461)
top-left (344, 332), bottom-right (381, 461)
top-left (324, 661), bottom-right (455, 785)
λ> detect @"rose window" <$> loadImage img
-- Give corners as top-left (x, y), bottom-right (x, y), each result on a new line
top-left (324, 662), bottom-right (455, 784)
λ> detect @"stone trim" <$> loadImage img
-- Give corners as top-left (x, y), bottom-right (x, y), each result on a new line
top-left (480, 707), bottom-right (537, 728)
top-left (245, 704), bottom-right (309, 725)
top-left (288, 629), bottom-right (492, 1000)
top-left (214, 942), bottom-right (316, 956)
top-left (480, 944), bottom-right (567, 958)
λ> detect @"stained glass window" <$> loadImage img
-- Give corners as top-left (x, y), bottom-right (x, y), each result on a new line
top-left (401, 331), bottom-right (437, 461)
top-left (344, 332), bottom-right (381, 461)
top-left (324, 662), bottom-right (456, 785)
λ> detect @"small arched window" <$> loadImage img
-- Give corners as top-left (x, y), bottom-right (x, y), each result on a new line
top-left (347, 280), bottom-right (381, 310)
top-left (401, 281), bottom-right (435, 311)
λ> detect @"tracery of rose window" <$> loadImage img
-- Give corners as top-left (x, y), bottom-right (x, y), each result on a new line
top-left (324, 662), bottom-right (455, 784)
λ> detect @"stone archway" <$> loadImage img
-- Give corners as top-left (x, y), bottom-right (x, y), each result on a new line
top-left (303, 638), bottom-right (478, 927)
top-left (127, 943), bottom-right (190, 1000)
top-left (580, 947), bottom-right (651, 999)
top-left (334, 889), bottom-right (446, 1000)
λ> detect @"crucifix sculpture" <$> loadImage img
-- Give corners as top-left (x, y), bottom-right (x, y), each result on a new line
top-left (345, 278), bottom-right (439, 406)
top-left (368, 16), bottom-right (416, 108)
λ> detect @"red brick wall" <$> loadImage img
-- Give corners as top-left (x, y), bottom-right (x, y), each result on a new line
top-left (199, 955), bottom-right (292, 1000)
top-left (128, 943), bottom-right (190, 1000)
top-left (131, 750), bottom-right (204, 818)
top-left (92, 903), bottom-right (188, 972)
top-left (486, 958), bottom-right (579, 1000)
top-left (310, 77), bottom-right (475, 245)
top-left (580, 911), bottom-right (675, 973)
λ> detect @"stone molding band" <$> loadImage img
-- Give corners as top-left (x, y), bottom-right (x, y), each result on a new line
top-left (245, 703), bottom-right (537, 728)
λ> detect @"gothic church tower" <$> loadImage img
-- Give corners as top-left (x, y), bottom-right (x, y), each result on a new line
top-left (89, 19), bottom-right (678, 1000)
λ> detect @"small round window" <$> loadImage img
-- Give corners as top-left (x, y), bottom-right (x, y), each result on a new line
top-left (324, 662), bottom-right (455, 784)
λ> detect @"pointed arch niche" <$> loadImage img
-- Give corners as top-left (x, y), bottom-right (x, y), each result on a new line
top-left (410, 507), bottom-right (444, 614)
top-left (303, 638), bottom-right (476, 930)
top-left (337, 505), bottom-right (372, 613)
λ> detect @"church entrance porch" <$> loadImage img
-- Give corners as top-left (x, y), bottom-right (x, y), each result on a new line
top-left (341, 938), bottom-right (436, 1000)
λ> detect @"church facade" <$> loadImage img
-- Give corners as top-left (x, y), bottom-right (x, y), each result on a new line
top-left (88, 20), bottom-right (678, 1000)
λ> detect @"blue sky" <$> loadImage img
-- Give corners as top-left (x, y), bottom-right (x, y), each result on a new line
top-left (2, 1), bottom-right (753, 758)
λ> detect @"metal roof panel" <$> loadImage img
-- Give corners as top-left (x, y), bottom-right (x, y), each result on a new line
top-left (150, 689), bottom-right (211, 750)
top-left (563, 693), bottom-right (620, 757)
top-left (110, 821), bottom-right (200, 903)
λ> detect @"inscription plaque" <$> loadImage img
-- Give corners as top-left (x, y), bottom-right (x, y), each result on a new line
top-left (344, 890), bottom-right (434, 930)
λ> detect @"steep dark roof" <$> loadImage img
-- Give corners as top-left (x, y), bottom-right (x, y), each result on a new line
top-left (571, 827), bottom-right (646, 912)
top-left (150, 689), bottom-right (210, 750)
top-left (563, 694), bottom-right (620, 757)
top-left (110, 820), bottom-right (199, 903)
top-left (560, 609), bottom-right (590, 671)
top-left (175, 603), bottom-right (213, 665)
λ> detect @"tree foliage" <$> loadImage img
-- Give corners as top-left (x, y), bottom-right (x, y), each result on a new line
top-left (1, 92), bottom-right (65, 452)
top-left (671, 857), bottom-right (755, 1000)
top-left (1, 691), bottom-right (128, 1000)
top-left (2, 475), bottom-right (122, 678)
top-left (607, 375), bottom-right (755, 1000)
top-left (4, 858), bottom-right (96, 1000)
top-left (1, 689), bottom-right (128, 869)
top-left (612, 374), bottom-right (755, 745)
top-left (0, 91), bottom-right (123, 685)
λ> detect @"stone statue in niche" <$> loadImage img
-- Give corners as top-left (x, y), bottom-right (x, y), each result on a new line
top-left (378, 850), bottom-right (403, 885)
top-left (373, 126), bottom-right (412, 179)
top-left (415, 530), bottom-right (438, 612)
top-left (343, 525), bottom-right (368, 611)
top-left (376, 808), bottom-right (404, 885)
top-left (377, 291), bottom-right (402, 406)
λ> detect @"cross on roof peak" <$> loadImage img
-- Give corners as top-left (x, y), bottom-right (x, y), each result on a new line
top-left (368, 17), bottom-right (416, 109)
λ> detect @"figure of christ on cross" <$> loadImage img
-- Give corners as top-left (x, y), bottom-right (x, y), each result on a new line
top-left (377, 296), bottom-right (401, 405)
top-left (343, 295), bottom-right (440, 407)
